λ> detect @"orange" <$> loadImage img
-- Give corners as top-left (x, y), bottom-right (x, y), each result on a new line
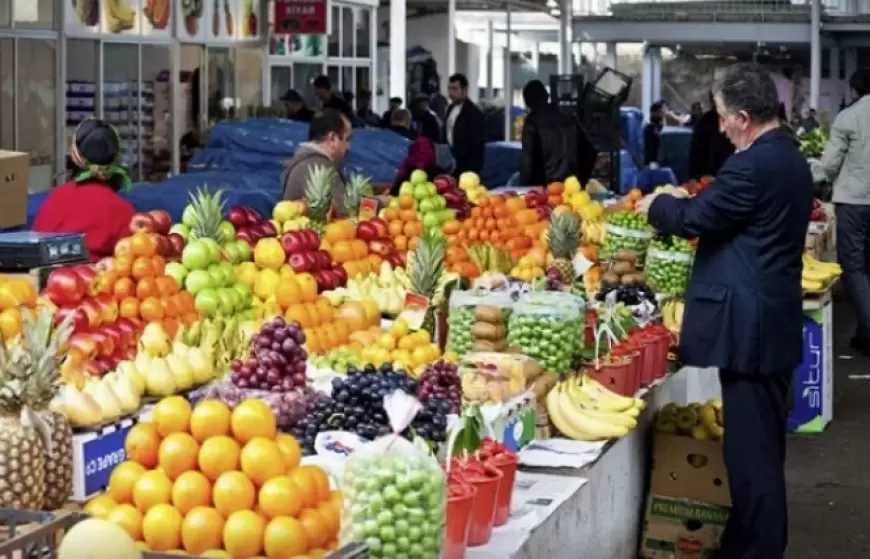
top-left (161, 297), bottom-right (179, 318)
top-left (142, 503), bottom-right (183, 551)
top-left (190, 399), bottom-right (232, 442)
top-left (394, 235), bottom-right (408, 252)
top-left (398, 194), bottom-right (415, 209)
top-left (181, 506), bottom-right (225, 556)
top-left (223, 510), bottom-right (266, 559)
top-left (156, 275), bottom-right (180, 296)
top-left (258, 475), bottom-right (303, 519)
top-left (83, 494), bottom-right (117, 519)
top-left (114, 255), bottom-right (133, 278)
top-left (350, 239), bottom-right (368, 259)
top-left (212, 471), bottom-right (256, 517)
top-left (330, 241), bottom-right (353, 264)
top-left (275, 434), bottom-right (302, 471)
top-left (382, 207), bottom-right (399, 221)
top-left (132, 256), bottom-right (156, 281)
top-left (287, 467), bottom-right (318, 509)
top-left (172, 470), bottom-right (212, 514)
top-left (0, 307), bottom-right (23, 339)
top-left (303, 465), bottom-right (331, 502)
top-left (130, 232), bottom-right (157, 257)
top-left (403, 221), bottom-right (422, 237)
top-left (151, 255), bottom-right (166, 276)
top-left (275, 280), bottom-right (302, 308)
top-left (198, 435), bottom-right (241, 481)
top-left (113, 277), bottom-right (136, 301)
top-left (240, 437), bottom-right (285, 486)
top-left (231, 399), bottom-right (277, 444)
top-left (125, 423), bottom-right (161, 468)
top-left (388, 220), bottom-right (404, 237)
top-left (303, 303), bottom-right (321, 327)
top-left (317, 500), bottom-right (340, 537)
top-left (284, 304), bottom-right (311, 329)
top-left (152, 396), bottom-right (192, 436)
top-left (107, 503), bottom-right (144, 540)
top-left (140, 296), bottom-right (165, 321)
top-left (263, 516), bottom-right (308, 558)
top-left (298, 508), bottom-right (329, 548)
top-left (108, 461), bottom-right (147, 504)
top-left (132, 470), bottom-right (173, 512)
top-left (119, 296), bottom-right (140, 319)
top-left (158, 433), bottom-right (200, 481)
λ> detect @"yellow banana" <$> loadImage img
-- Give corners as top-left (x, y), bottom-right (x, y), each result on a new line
top-left (579, 375), bottom-right (643, 411)
top-left (803, 253), bottom-right (842, 275)
top-left (801, 279), bottom-right (825, 291)
top-left (546, 386), bottom-right (630, 441)
top-left (564, 381), bottom-right (638, 428)
top-left (570, 379), bottom-right (637, 414)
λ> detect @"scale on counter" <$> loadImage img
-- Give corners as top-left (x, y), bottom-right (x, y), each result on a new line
top-left (0, 232), bottom-right (89, 270)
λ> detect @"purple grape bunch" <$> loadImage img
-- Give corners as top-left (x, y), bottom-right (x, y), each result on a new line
top-left (230, 317), bottom-right (309, 391)
top-left (417, 360), bottom-right (462, 414)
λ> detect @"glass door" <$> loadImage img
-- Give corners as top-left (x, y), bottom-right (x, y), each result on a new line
top-left (102, 43), bottom-right (141, 180)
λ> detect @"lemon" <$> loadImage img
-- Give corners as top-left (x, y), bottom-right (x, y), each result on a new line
top-left (390, 317), bottom-right (410, 338)
top-left (253, 268), bottom-right (281, 300)
top-left (378, 333), bottom-right (397, 350)
top-left (235, 262), bottom-right (259, 286)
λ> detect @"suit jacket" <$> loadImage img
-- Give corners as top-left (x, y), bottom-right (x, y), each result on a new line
top-left (688, 110), bottom-right (734, 179)
top-left (648, 128), bottom-right (812, 375)
top-left (444, 100), bottom-right (486, 176)
top-left (521, 104), bottom-right (597, 186)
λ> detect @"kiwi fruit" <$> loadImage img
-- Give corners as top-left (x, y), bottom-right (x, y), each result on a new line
top-left (611, 261), bottom-right (636, 275)
top-left (614, 249), bottom-right (638, 263)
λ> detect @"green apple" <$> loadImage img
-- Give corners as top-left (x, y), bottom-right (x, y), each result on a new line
top-left (410, 169), bottom-right (428, 184)
top-left (425, 183), bottom-right (437, 197)
top-left (432, 196), bottom-right (446, 210)
top-left (194, 289), bottom-right (220, 317)
top-left (181, 240), bottom-right (210, 270)
top-left (235, 240), bottom-right (253, 262)
top-left (223, 242), bottom-right (242, 264)
top-left (169, 223), bottom-right (190, 239)
top-left (399, 182), bottom-right (414, 196)
top-left (418, 198), bottom-right (435, 214)
top-left (218, 261), bottom-right (235, 285)
top-left (232, 283), bottom-right (253, 306)
top-left (164, 262), bottom-right (188, 286)
top-left (422, 213), bottom-right (440, 229)
top-left (413, 184), bottom-right (430, 201)
top-left (201, 238), bottom-right (222, 263)
top-left (207, 264), bottom-right (225, 287)
top-left (216, 289), bottom-right (235, 315)
top-left (436, 209), bottom-right (455, 223)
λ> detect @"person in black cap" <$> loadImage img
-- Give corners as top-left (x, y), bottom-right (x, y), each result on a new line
top-left (381, 97), bottom-right (403, 128)
top-left (313, 75), bottom-right (355, 123)
top-left (281, 89), bottom-right (315, 123)
top-left (412, 94), bottom-right (442, 142)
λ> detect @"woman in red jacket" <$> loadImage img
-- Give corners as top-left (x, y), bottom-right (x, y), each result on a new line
top-left (33, 119), bottom-right (136, 261)
top-left (390, 109), bottom-right (443, 195)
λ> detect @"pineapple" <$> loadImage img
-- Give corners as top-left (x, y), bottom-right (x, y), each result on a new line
top-left (304, 164), bottom-right (336, 235)
top-left (408, 229), bottom-right (445, 336)
top-left (547, 212), bottom-right (581, 283)
top-left (0, 307), bottom-right (74, 510)
top-left (185, 187), bottom-right (226, 240)
top-left (344, 173), bottom-right (374, 220)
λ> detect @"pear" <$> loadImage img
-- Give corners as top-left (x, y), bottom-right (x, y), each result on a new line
top-left (140, 322), bottom-right (171, 357)
top-left (145, 357), bottom-right (177, 397)
top-left (109, 374), bottom-right (141, 413)
top-left (134, 351), bottom-right (153, 375)
top-left (166, 354), bottom-right (194, 391)
top-left (116, 361), bottom-right (145, 396)
top-left (187, 347), bottom-right (215, 384)
top-left (92, 381), bottom-right (123, 421)
top-left (172, 341), bottom-right (191, 358)
top-left (56, 386), bottom-right (103, 427)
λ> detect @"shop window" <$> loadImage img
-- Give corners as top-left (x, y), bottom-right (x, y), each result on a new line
top-left (341, 7), bottom-right (353, 58)
top-left (356, 66), bottom-right (371, 99)
top-left (0, 39), bottom-right (12, 150)
top-left (327, 5), bottom-right (339, 57)
top-left (12, 0), bottom-right (54, 29)
top-left (142, 44), bottom-right (170, 182)
top-left (327, 65), bottom-right (339, 95)
top-left (236, 47), bottom-right (263, 116)
top-left (17, 39), bottom-right (56, 190)
top-left (0, 0), bottom-right (9, 26)
top-left (103, 43), bottom-right (141, 180)
top-left (341, 67), bottom-right (353, 105)
top-left (271, 66), bottom-right (291, 104)
top-left (207, 47), bottom-right (235, 123)
top-left (65, 40), bottom-right (99, 154)
top-left (294, 63), bottom-right (322, 107)
top-left (356, 7), bottom-right (371, 59)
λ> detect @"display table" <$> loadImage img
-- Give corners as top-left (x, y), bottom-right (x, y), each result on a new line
top-left (468, 366), bottom-right (721, 559)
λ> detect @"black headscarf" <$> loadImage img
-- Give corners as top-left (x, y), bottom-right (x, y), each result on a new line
top-left (69, 118), bottom-right (131, 192)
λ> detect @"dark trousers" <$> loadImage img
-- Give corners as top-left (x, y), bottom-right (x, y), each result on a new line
top-left (835, 203), bottom-right (870, 339)
top-left (714, 370), bottom-right (791, 559)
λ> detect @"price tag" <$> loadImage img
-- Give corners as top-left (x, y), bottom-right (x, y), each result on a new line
top-left (398, 293), bottom-right (430, 330)
top-left (82, 424), bottom-right (133, 496)
top-left (359, 198), bottom-right (379, 220)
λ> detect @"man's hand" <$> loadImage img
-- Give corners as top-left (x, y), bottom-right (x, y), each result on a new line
top-left (635, 193), bottom-right (660, 214)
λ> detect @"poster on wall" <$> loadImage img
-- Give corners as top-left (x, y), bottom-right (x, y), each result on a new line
top-left (101, 0), bottom-right (143, 35)
top-left (176, 0), bottom-right (209, 41)
top-left (141, 0), bottom-right (173, 37)
top-left (273, 0), bottom-right (327, 36)
top-left (65, 0), bottom-right (102, 35)
top-left (209, 0), bottom-right (237, 40)
top-left (237, 0), bottom-right (260, 40)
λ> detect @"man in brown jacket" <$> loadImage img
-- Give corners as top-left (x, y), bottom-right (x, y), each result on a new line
top-left (281, 109), bottom-right (351, 216)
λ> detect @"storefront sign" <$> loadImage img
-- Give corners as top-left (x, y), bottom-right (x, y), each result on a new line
top-left (273, 0), bottom-right (327, 35)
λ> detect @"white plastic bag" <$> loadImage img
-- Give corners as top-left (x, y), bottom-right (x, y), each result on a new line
top-left (339, 391), bottom-right (446, 558)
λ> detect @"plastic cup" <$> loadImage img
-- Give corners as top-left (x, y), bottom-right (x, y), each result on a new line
top-left (466, 469), bottom-right (504, 546)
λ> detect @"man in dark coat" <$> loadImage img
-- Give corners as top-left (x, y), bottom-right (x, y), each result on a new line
top-left (313, 75), bottom-right (355, 123)
top-left (411, 94), bottom-right (442, 142)
top-left (638, 63), bottom-right (812, 559)
top-left (280, 89), bottom-right (315, 123)
top-left (643, 101), bottom-right (665, 166)
top-left (519, 79), bottom-right (597, 187)
top-left (444, 73), bottom-right (486, 177)
top-left (688, 92), bottom-right (735, 179)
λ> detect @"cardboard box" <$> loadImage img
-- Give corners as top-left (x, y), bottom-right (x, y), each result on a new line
top-left (788, 294), bottom-right (834, 433)
top-left (484, 393), bottom-right (536, 452)
top-left (641, 434), bottom-right (731, 558)
top-left (0, 151), bottom-right (29, 230)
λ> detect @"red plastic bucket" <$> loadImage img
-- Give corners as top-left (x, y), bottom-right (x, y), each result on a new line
top-left (444, 483), bottom-right (477, 559)
top-left (489, 453), bottom-right (518, 526)
top-left (587, 357), bottom-right (633, 396)
top-left (637, 336), bottom-right (658, 386)
top-left (623, 349), bottom-right (641, 395)
top-left (466, 469), bottom-right (504, 546)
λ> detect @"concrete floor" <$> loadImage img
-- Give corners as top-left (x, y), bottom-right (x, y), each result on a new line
top-left (786, 297), bottom-right (870, 557)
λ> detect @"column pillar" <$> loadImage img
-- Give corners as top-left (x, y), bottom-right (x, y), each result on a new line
top-left (389, 0), bottom-right (407, 99)
top-left (558, 0), bottom-right (571, 73)
top-left (809, 0), bottom-right (821, 109)
top-left (531, 43), bottom-right (540, 75)
top-left (447, 0), bottom-right (456, 79)
top-left (829, 46), bottom-right (841, 111)
top-left (642, 45), bottom-right (661, 122)
top-left (485, 19), bottom-right (494, 101)
top-left (504, 4), bottom-right (513, 141)
top-left (845, 47), bottom-right (858, 88)
top-left (602, 42), bottom-right (617, 70)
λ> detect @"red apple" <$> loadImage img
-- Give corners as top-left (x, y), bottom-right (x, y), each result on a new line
top-left (148, 233), bottom-right (168, 256)
top-left (94, 355), bottom-right (116, 373)
top-left (101, 324), bottom-right (124, 354)
top-left (370, 218), bottom-right (389, 238)
top-left (304, 230), bottom-right (320, 250)
top-left (228, 206), bottom-right (249, 228)
top-left (114, 318), bottom-right (135, 347)
top-left (167, 233), bottom-right (186, 255)
top-left (236, 227), bottom-right (254, 244)
top-left (95, 294), bottom-right (119, 324)
top-left (71, 265), bottom-right (98, 296)
top-left (57, 307), bottom-right (89, 333)
top-left (84, 359), bottom-right (104, 376)
top-left (244, 208), bottom-right (262, 224)
top-left (87, 329), bottom-right (114, 357)
top-left (368, 239), bottom-right (394, 256)
top-left (356, 221), bottom-right (379, 242)
top-left (288, 253), bottom-right (310, 273)
top-left (148, 210), bottom-right (172, 234)
top-left (259, 221), bottom-right (278, 237)
top-left (434, 174), bottom-right (457, 193)
top-left (79, 299), bottom-right (102, 330)
top-left (280, 231), bottom-right (305, 254)
top-left (129, 212), bottom-right (156, 233)
top-left (313, 270), bottom-right (330, 291)
top-left (45, 268), bottom-right (85, 306)
top-left (332, 266), bottom-right (348, 286)
top-left (69, 332), bottom-right (97, 358)
top-left (303, 252), bottom-right (320, 270)
top-left (318, 251), bottom-right (333, 269)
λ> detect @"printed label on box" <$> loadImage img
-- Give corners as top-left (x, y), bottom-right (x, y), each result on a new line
top-left (641, 495), bottom-right (730, 559)
top-left (82, 425), bottom-right (133, 496)
top-left (788, 302), bottom-right (834, 433)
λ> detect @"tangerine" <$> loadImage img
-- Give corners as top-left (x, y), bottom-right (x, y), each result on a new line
top-left (275, 280), bottom-right (302, 308)
top-left (317, 500), bottom-right (340, 536)
top-left (263, 516), bottom-right (309, 558)
top-left (156, 275), bottom-right (180, 296)
top-left (83, 494), bottom-right (117, 519)
top-left (388, 220), bottom-right (404, 237)
top-left (181, 506), bottom-right (225, 555)
top-left (303, 303), bottom-right (321, 327)
top-left (119, 297), bottom-right (140, 319)
top-left (223, 510), bottom-right (266, 558)
top-left (303, 465), bottom-right (331, 502)
top-left (198, 435), bottom-right (241, 481)
top-left (114, 255), bottom-right (133, 278)
top-left (172, 470), bottom-right (212, 514)
top-left (142, 503), bottom-right (183, 551)
top-left (113, 277), bottom-right (136, 301)
top-left (296, 274), bottom-right (318, 303)
top-left (140, 296), bottom-right (164, 321)
top-left (284, 305), bottom-right (311, 329)
top-left (108, 461), bottom-right (147, 504)
top-left (287, 467), bottom-right (318, 509)
top-left (131, 256), bottom-right (156, 280)
top-left (158, 433), bottom-right (199, 481)
top-left (274, 434), bottom-right (301, 471)
top-left (212, 471), bottom-right (256, 517)
top-left (398, 194), bottom-right (415, 209)
top-left (190, 400), bottom-right (232, 442)
top-left (330, 241), bottom-right (353, 264)
top-left (151, 255), bottom-right (166, 276)
top-left (107, 503), bottom-right (144, 540)
top-left (258, 476), bottom-right (303, 519)
top-left (125, 423), bottom-right (161, 468)
top-left (0, 308), bottom-right (22, 339)
top-left (298, 508), bottom-right (329, 548)
top-left (240, 437), bottom-right (285, 486)
top-left (152, 396), bottom-right (192, 436)
top-left (132, 470), bottom-right (173, 512)
top-left (130, 232), bottom-right (156, 257)
top-left (161, 297), bottom-right (179, 318)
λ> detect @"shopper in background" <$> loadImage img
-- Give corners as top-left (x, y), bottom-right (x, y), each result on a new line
top-left (356, 90), bottom-right (381, 127)
top-left (388, 109), bottom-right (417, 140)
top-left (34, 118), bottom-right (135, 261)
top-left (280, 89), bottom-right (314, 123)
top-left (519, 79), bottom-right (597, 187)
top-left (381, 97), bottom-right (403, 128)
top-left (643, 101), bottom-right (666, 166)
top-left (687, 91), bottom-right (735, 179)
top-left (312, 75), bottom-right (355, 123)
top-left (281, 109), bottom-right (351, 216)
top-left (391, 109), bottom-right (440, 194)
top-left (687, 101), bottom-right (704, 127)
top-left (412, 94), bottom-right (442, 142)
top-left (444, 73), bottom-right (486, 177)
top-left (637, 62), bottom-right (812, 559)
top-left (811, 67), bottom-right (870, 355)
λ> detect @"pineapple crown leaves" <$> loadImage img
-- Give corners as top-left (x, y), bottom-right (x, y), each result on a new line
top-left (547, 212), bottom-right (581, 260)
top-left (304, 165), bottom-right (337, 221)
top-left (409, 229), bottom-right (446, 299)
top-left (343, 173), bottom-right (374, 216)
top-left (187, 186), bottom-right (227, 239)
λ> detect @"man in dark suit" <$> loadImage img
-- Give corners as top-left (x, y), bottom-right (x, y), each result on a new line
top-left (444, 73), bottom-right (486, 177)
top-left (638, 63), bottom-right (812, 559)
top-left (280, 89), bottom-right (315, 123)
top-left (688, 92), bottom-right (734, 179)
top-left (312, 75), bottom-right (355, 123)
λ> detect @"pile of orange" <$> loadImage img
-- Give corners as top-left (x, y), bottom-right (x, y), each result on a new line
top-left (0, 276), bottom-right (38, 339)
top-left (382, 197), bottom-right (423, 254)
top-left (448, 194), bottom-right (546, 261)
top-left (321, 219), bottom-right (381, 279)
top-left (86, 396), bottom-right (340, 558)
top-left (108, 232), bottom-right (200, 337)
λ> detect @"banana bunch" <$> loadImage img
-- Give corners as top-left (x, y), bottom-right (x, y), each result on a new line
top-left (581, 220), bottom-right (605, 245)
top-left (546, 375), bottom-right (646, 441)
top-left (468, 244), bottom-right (515, 274)
top-left (661, 299), bottom-right (685, 335)
top-left (802, 253), bottom-right (842, 292)
top-left (176, 317), bottom-right (258, 374)
top-left (106, 0), bottom-right (136, 32)
top-left (655, 400), bottom-right (723, 440)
